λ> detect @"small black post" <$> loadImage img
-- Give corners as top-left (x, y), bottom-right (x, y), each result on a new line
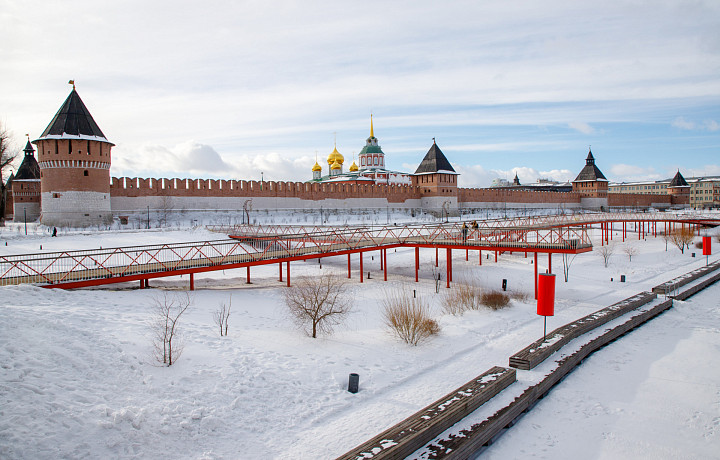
top-left (348, 373), bottom-right (359, 393)
top-left (24, 209), bottom-right (27, 235)
top-left (543, 316), bottom-right (547, 342)
top-left (502, 279), bottom-right (507, 291)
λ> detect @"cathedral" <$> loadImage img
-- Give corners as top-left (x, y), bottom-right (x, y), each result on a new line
top-left (310, 116), bottom-right (412, 186)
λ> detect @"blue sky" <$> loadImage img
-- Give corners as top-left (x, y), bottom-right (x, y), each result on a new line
top-left (1, 0), bottom-right (719, 187)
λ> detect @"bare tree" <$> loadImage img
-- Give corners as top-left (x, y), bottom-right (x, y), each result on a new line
top-left (151, 292), bottom-right (192, 366)
top-left (0, 125), bottom-right (19, 225)
top-left (669, 228), bottom-right (695, 254)
top-left (623, 244), bottom-right (639, 262)
top-left (283, 274), bottom-right (353, 338)
top-left (561, 253), bottom-right (578, 282)
top-left (213, 295), bottom-right (232, 336)
top-left (661, 231), bottom-right (670, 251)
top-left (598, 244), bottom-right (614, 268)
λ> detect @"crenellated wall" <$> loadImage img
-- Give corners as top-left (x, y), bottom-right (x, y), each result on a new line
top-left (459, 187), bottom-right (582, 208)
top-left (607, 193), bottom-right (673, 208)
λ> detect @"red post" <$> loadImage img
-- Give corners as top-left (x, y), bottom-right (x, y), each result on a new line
top-left (189, 273), bottom-right (194, 291)
top-left (703, 236), bottom-right (712, 256)
top-left (534, 252), bottom-right (538, 300)
top-left (479, 249), bottom-right (482, 265)
top-left (246, 266), bottom-right (251, 284)
top-left (415, 247), bottom-right (419, 282)
top-left (279, 262), bottom-right (283, 282)
top-left (383, 249), bottom-right (388, 281)
top-left (379, 249), bottom-right (383, 270)
top-left (347, 254), bottom-right (351, 279)
top-left (446, 248), bottom-right (452, 288)
top-left (537, 273), bottom-right (556, 316)
top-left (286, 261), bottom-right (290, 287)
top-left (495, 250), bottom-right (498, 263)
top-left (360, 252), bottom-right (364, 283)
top-left (435, 247), bottom-right (438, 267)
top-left (466, 249), bottom-right (469, 261)
top-left (548, 253), bottom-right (552, 274)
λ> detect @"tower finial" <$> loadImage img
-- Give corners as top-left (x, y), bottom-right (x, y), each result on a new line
top-left (333, 131), bottom-right (337, 148)
top-left (370, 114), bottom-right (374, 138)
top-left (68, 79), bottom-right (75, 90)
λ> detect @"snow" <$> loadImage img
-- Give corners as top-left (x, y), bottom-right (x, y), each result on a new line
top-left (1, 216), bottom-right (719, 459)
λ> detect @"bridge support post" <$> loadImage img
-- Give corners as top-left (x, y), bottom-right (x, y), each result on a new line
top-left (495, 250), bottom-right (498, 263)
top-left (446, 248), bottom-right (452, 288)
top-left (190, 273), bottom-right (194, 291)
top-left (246, 266), bottom-right (251, 284)
top-left (279, 262), bottom-right (283, 282)
top-left (360, 252), bottom-right (364, 283)
top-left (479, 249), bottom-right (482, 265)
top-left (383, 249), bottom-right (388, 281)
top-left (348, 254), bottom-right (352, 279)
top-left (548, 253), bottom-right (552, 274)
top-left (415, 247), bottom-right (419, 282)
top-left (466, 249), bottom-right (469, 261)
top-left (435, 248), bottom-right (438, 267)
top-left (286, 261), bottom-right (290, 287)
top-left (380, 249), bottom-right (383, 271)
top-left (534, 252), bottom-right (538, 300)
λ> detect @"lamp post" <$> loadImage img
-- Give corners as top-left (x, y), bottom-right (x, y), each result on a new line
top-left (24, 208), bottom-right (27, 235)
top-left (261, 171), bottom-right (264, 190)
top-left (147, 205), bottom-right (150, 229)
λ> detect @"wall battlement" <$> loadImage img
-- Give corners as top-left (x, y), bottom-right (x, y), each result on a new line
top-left (110, 177), bottom-right (422, 203)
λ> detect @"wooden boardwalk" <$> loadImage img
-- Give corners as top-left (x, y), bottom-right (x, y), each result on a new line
top-left (508, 291), bottom-right (657, 370)
top-left (336, 367), bottom-right (516, 460)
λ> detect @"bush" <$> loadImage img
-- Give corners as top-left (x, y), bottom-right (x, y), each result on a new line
top-left (283, 274), bottom-right (352, 338)
top-left (481, 290), bottom-right (510, 310)
top-left (695, 241), bottom-right (703, 249)
top-left (441, 282), bottom-right (481, 315)
top-left (508, 290), bottom-right (530, 303)
top-left (382, 291), bottom-right (440, 345)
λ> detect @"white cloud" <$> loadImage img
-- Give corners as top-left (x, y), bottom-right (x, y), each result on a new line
top-left (113, 141), bottom-right (234, 178)
top-left (671, 117), bottom-right (696, 130)
top-left (568, 121), bottom-right (595, 134)
top-left (703, 120), bottom-right (720, 131)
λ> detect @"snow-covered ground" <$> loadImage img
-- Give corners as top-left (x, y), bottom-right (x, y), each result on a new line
top-left (1, 218), bottom-right (719, 459)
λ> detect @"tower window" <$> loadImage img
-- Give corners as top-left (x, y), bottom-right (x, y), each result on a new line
top-left (84, 170), bottom-right (89, 176)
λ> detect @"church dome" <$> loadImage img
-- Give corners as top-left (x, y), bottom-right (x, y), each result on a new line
top-left (312, 161), bottom-right (322, 172)
top-left (327, 146), bottom-right (344, 165)
top-left (349, 161), bottom-right (358, 172)
top-left (331, 159), bottom-right (342, 170)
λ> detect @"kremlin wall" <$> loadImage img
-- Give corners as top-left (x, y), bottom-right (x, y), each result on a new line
top-left (4, 88), bottom-right (689, 227)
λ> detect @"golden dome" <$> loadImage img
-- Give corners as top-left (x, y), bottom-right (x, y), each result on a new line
top-left (331, 159), bottom-right (342, 170)
top-left (349, 161), bottom-right (358, 172)
top-left (327, 146), bottom-right (344, 165)
top-left (312, 161), bottom-right (322, 172)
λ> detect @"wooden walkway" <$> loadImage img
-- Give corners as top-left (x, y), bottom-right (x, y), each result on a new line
top-left (508, 291), bottom-right (658, 370)
top-left (336, 367), bottom-right (517, 460)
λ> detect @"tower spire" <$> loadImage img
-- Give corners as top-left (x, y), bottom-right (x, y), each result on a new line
top-left (370, 114), bottom-right (374, 138)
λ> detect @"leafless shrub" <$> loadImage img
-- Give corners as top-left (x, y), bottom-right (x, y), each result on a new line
top-left (561, 253), bottom-right (578, 282)
top-left (480, 290), bottom-right (511, 310)
top-left (597, 244), bottom-right (615, 267)
top-left (441, 281), bottom-right (481, 315)
top-left (509, 290), bottom-right (530, 302)
top-left (151, 292), bottom-right (192, 366)
top-left (694, 241), bottom-right (703, 249)
top-left (623, 244), bottom-right (639, 262)
top-left (382, 290), bottom-right (439, 345)
top-left (213, 295), bottom-right (232, 336)
top-left (283, 274), bottom-right (353, 338)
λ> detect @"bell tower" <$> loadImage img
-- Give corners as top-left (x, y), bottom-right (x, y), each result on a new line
top-left (33, 82), bottom-right (114, 227)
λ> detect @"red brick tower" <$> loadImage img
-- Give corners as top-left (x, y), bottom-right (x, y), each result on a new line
top-left (33, 85), bottom-right (114, 227)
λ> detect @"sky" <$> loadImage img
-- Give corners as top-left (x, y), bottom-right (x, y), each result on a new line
top-left (1, 0), bottom-right (719, 187)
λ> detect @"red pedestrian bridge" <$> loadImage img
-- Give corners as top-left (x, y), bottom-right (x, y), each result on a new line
top-left (1, 212), bottom-right (717, 295)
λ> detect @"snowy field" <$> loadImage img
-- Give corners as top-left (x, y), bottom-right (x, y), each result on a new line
top-left (1, 217), bottom-right (719, 459)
